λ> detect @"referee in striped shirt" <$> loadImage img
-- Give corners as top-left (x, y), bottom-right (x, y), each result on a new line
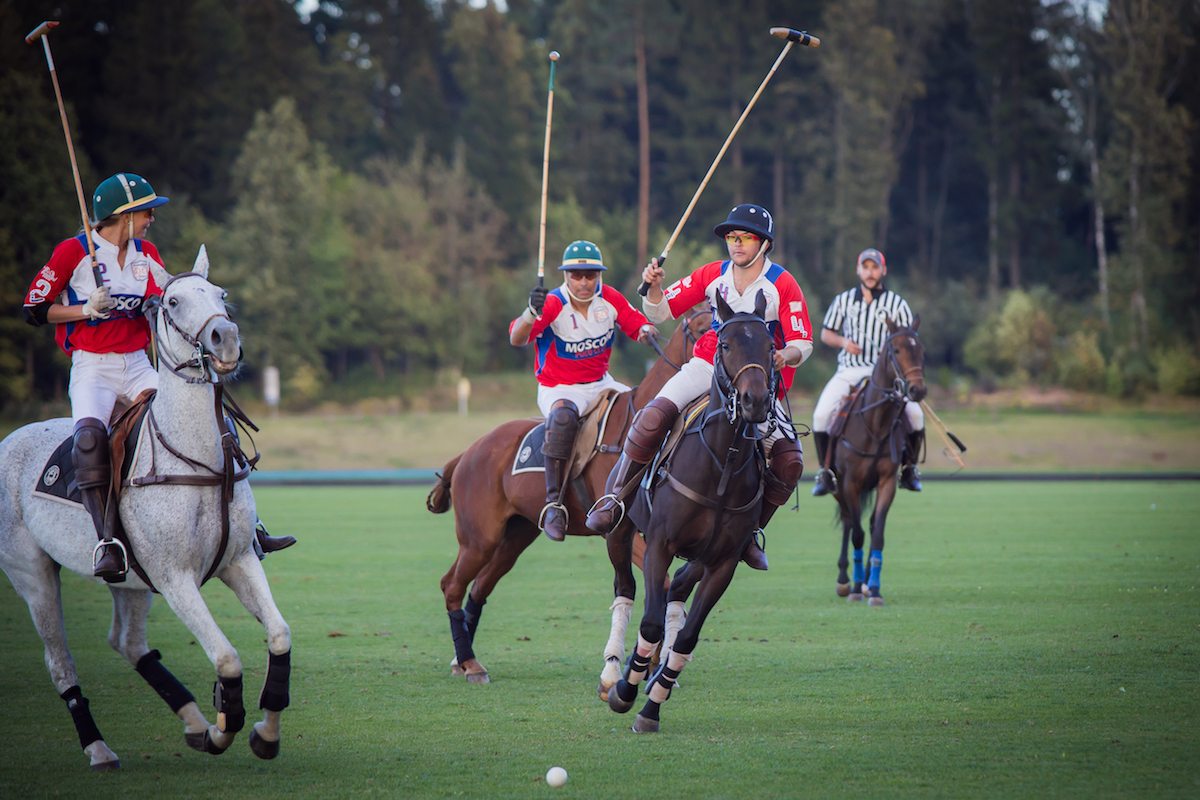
top-left (811, 248), bottom-right (925, 495)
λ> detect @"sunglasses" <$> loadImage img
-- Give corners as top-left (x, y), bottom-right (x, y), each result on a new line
top-left (566, 270), bottom-right (601, 281)
top-left (724, 233), bottom-right (760, 246)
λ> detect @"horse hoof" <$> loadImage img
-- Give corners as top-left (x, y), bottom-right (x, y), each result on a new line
top-left (868, 596), bottom-right (886, 607)
top-left (597, 680), bottom-right (615, 702)
top-left (608, 685), bottom-right (635, 714)
top-left (466, 669), bottom-right (490, 684)
top-left (185, 732), bottom-right (208, 752)
top-left (450, 659), bottom-right (466, 677)
top-left (249, 728), bottom-right (280, 760)
top-left (203, 730), bottom-right (229, 755)
top-left (632, 714), bottom-right (660, 733)
top-left (847, 593), bottom-right (864, 602)
top-left (91, 759), bottom-right (121, 772)
top-left (836, 582), bottom-right (850, 597)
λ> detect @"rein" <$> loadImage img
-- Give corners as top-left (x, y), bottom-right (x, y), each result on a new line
top-left (646, 309), bottom-right (704, 372)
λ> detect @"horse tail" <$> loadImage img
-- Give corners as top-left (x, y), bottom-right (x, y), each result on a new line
top-left (426, 455), bottom-right (461, 514)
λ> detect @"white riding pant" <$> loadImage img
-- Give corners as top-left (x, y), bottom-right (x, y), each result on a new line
top-left (69, 349), bottom-right (159, 426)
top-left (812, 365), bottom-right (923, 433)
top-left (537, 373), bottom-right (630, 417)
top-left (656, 357), bottom-right (796, 451)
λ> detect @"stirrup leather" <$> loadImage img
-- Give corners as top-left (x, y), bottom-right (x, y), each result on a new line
top-left (587, 493), bottom-right (625, 531)
top-left (92, 538), bottom-right (128, 576)
top-left (538, 502), bottom-right (569, 530)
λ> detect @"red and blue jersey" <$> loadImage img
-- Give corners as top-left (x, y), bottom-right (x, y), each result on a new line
top-left (24, 234), bottom-right (164, 355)
top-left (662, 259), bottom-right (812, 394)
top-left (511, 284), bottom-right (649, 387)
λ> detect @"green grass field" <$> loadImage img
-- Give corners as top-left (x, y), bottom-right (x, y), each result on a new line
top-left (1, 483), bottom-right (1197, 799)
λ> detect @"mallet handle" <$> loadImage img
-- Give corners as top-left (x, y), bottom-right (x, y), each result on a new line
top-left (536, 52), bottom-right (559, 288)
top-left (639, 32), bottom-right (799, 296)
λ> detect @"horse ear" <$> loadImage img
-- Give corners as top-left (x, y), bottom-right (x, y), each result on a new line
top-left (193, 244), bottom-right (210, 279)
top-left (885, 315), bottom-right (899, 333)
top-left (754, 289), bottom-right (767, 319)
top-left (911, 313), bottom-right (921, 332)
top-left (714, 292), bottom-right (735, 323)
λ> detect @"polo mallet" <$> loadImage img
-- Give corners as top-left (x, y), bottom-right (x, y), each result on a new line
top-left (919, 399), bottom-right (967, 468)
top-left (26, 21), bottom-right (104, 288)
top-left (638, 26), bottom-right (819, 296)
top-left (536, 51), bottom-right (560, 289)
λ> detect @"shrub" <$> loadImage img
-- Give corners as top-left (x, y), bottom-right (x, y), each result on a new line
top-left (1057, 331), bottom-right (1107, 392)
top-left (1152, 345), bottom-right (1200, 396)
top-left (964, 289), bottom-right (1057, 385)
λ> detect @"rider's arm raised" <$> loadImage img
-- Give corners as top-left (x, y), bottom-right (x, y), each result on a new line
top-left (604, 286), bottom-right (655, 343)
top-left (509, 293), bottom-right (562, 347)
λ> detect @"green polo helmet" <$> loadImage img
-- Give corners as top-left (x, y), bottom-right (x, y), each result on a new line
top-left (558, 240), bottom-right (607, 271)
top-left (92, 173), bottom-right (169, 222)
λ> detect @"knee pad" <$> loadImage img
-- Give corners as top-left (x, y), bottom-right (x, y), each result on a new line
top-left (543, 403), bottom-right (580, 461)
top-left (625, 398), bottom-right (679, 463)
top-left (765, 438), bottom-right (803, 505)
top-left (72, 418), bottom-right (111, 490)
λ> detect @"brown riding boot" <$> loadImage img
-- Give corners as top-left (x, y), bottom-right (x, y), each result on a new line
top-left (255, 519), bottom-right (296, 554)
top-left (585, 397), bottom-right (679, 534)
top-left (540, 403), bottom-right (580, 542)
top-left (73, 418), bottom-right (125, 582)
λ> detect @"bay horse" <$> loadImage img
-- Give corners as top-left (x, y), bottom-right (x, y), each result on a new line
top-left (428, 309), bottom-right (712, 685)
top-left (828, 316), bottom-right (926, 606)
top-left (606, 290), bottom-right (775, 733)
top-left (0, 248), bottom-right (291, 770)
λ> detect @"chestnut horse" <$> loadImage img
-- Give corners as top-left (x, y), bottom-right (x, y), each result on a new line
top-left (829, 317), bottom-right (926, 606)
top-left (427, 310), bottom-right (711, 684)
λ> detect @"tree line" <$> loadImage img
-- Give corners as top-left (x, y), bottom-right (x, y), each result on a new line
top-left (1, 0), bottom-right (1197, 411)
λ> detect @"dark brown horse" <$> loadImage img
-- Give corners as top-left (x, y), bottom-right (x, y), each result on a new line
top-left (427, 310), bottom-right (712, 683)
top-left (606, 291), bottom-right (775, 733)
top-left (829, 317), bottom-right (926, 606)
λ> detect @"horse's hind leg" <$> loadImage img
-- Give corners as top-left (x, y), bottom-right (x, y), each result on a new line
top-left (108, 587), bottom-right (210, 751)
top-left (219, 550), bottom-right (293, 759)
top-left (6, 556), bottom-right (120, 769)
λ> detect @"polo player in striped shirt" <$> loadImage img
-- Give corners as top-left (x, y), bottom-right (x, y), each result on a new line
top-left (811, 248), bottom-right (925, 496)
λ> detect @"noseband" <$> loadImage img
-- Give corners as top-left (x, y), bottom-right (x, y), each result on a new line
top-left (145, 272), bottom-right (237, 385)
top-left (880, 330), bottom-right (924, 402)
top-left (712, 313), bottom-right (778, 432)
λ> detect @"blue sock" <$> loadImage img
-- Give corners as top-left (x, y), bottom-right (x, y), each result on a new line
top-left (867, 550), bottom-right (882, 589)
top-left (852, 549), bottom-right (864, 584)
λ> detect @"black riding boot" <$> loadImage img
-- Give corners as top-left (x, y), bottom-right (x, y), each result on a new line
top-left (585, 398), bottom-right (679, 534)
top-left (540, 403), bottom-right (580, 541)
top-left (811, 431), bottom-right (836, 497)
top-left (744, 438), bottom-right (805, 571)
top-left (73, 418), bottom-right (125, 582)
top-left (900, 429), bottom-right (924, 491)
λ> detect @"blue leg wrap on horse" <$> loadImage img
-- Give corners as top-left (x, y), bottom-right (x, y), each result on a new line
top-left (638, 700), bottom-right (661, 721)
top-left (448, 609), bottom-right (476, 665)
top-left (259, 650), bottom-right (291, 712)
top-left (853, 549), bottom-right (864, 584)
top-left (135, 649), bottom-right (195, 713)
top-left (60, 685), bottom-right (104, 749)
top-left (212, 674), bottom-right (245, 734)
top-left (868, 550), bottom-right (882, 589)
top-left (463, 595), bottom-right (486, 642)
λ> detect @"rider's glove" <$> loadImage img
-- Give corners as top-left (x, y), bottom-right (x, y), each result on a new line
top-left (528, 285), bottom-right (549, 316)
top-left (82, 286), bottom-right (115, 320)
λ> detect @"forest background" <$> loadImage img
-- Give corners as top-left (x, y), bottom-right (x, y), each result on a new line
top-left (1, 0), bottom-right (1198, 415)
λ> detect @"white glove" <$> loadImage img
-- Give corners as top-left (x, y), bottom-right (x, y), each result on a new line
top-left (82, 286), bottom-right (114, 320)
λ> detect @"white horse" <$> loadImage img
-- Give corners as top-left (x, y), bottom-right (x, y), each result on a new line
top-left (0, 248), bottom-right (291, 770)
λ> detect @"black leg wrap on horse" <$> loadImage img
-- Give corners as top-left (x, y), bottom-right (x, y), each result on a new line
top-left (463, 595), bottom-right (486, 642)
top-left (258, 650), bottom-right (291, 712)
top-left (135, 650), bottom-right (195, 713)
top-left (448, 609), bottom-right (476, 665)
top-left (60, 685), bottom-right (104, 749)
top-left (638, 700), bottom-right (661, 721)
top-left (212, 675), bottom-right (245, 734)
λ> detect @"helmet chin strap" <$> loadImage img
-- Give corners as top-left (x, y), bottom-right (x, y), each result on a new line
top-left (562, 277), bottom-right (601, 306)
top-left (734, 239), bottom-right (771, 269)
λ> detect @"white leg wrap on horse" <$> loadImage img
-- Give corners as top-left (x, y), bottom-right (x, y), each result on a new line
top-left (663, 600), bottom-right (686, 653)
top-left (603, 597), bottom-right (634, 662)
top-left (647, 650), bottom-right (691, 703)
top-left (631, 633), bottom-right (658, 683)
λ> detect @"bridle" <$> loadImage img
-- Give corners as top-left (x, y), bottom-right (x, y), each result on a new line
top-left (872, 329), bottom-right (925, 403)
top-left (144, 271), bottom-right (238, 385)
top-left (645, 308), bottom-right (707, 372)
top-left (711, 312), bottom-right (778, 432)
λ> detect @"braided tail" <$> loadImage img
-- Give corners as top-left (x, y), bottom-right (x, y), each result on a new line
top-left (426, 454), bottom-right (461, 514)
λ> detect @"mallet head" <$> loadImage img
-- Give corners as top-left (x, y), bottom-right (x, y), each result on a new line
top-left (770, 27), bottom-right (819, 47)
top-left (549, 50), bottom-right (560, 61)
top-left (25, 20), bottom-right (59, 44)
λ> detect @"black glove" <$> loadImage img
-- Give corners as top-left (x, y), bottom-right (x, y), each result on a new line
top-left (529, 285), bottom-right (549, 315)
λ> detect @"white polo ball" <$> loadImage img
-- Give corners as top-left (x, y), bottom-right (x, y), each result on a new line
top-left (546, 766), bottom-right (568, 787)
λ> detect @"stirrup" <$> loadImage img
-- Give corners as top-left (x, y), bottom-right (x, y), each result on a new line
top-left (92, 538), bottom-right (128, 576)
top-left (586, 493), bottom-right (625, 532)
top-left (537, 502), bottom-right (569, 531)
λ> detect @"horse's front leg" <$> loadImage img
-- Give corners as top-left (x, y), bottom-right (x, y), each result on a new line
top-left (219, 548), bottom-right (292, 759)
top-left (108, 587), bottom-right (210, 752)
top-left (599, 518), bottom-right (638, 700)
top-left (634, 556), bottom-right (738, 733)
top-left (865, 480), bottom-right (898, 606)
top-left (155, 576), bottom-right (244, 754)
top-left (608, 530), bottom-right (672, 715)
top-left (839, 492), bottom-right (867, 601)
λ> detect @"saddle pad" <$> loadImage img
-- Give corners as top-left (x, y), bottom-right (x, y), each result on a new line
top-left (512, 423), bottom-right (547, 475)
top-left (33, 436), bottom-right (83, 508)
top-left (641, 396), bottom-right (711, 492)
